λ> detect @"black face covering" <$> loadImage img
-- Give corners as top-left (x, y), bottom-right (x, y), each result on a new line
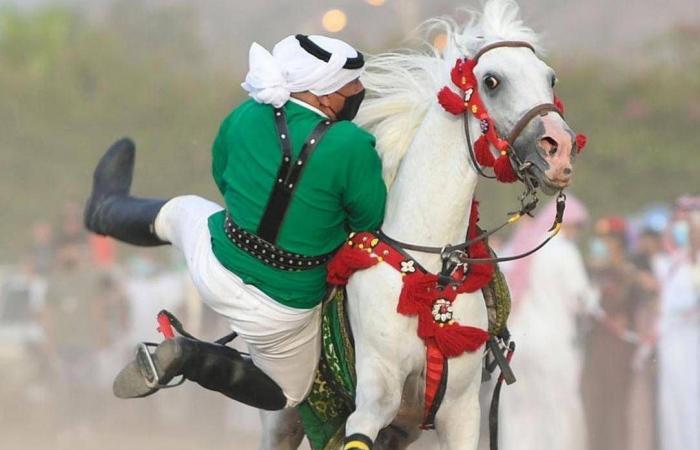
top-left (334, 89), bottom-right (365, 121)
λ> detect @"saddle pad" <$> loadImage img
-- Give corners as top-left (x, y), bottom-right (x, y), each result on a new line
top-left (298, 288), bottom-right (357, 450)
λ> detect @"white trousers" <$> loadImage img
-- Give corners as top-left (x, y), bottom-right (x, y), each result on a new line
top-left (154, 195), bottom-right (321, 407)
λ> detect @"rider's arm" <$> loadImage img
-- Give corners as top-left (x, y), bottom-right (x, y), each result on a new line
top-left (211, 119), bottom-right (230, 196)
top-left (342, 132), bottom-right (387, 232)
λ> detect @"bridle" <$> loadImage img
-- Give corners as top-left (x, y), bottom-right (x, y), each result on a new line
top-left (379, 41), bottom-right (585, 272)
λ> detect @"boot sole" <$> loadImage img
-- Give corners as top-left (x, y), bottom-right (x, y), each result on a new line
top-left (112, 339), bottom-right (185, 399)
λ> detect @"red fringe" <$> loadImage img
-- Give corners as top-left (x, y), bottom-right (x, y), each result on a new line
top-left (493, 154), bottom-right (518, 183)
top-left (576, 133), bottom-right (587, 153)
top-left (474, 136), bottom-right (495, 167)
top-left (437, 87), bottom-right (466, 115)
top-left (434, 324), bottom-right (489, 357)
top-left (554, 95), bottom-right (565, 114)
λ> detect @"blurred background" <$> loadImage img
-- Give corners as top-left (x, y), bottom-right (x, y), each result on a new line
top-left (0, 0), bottom-right (698, 449)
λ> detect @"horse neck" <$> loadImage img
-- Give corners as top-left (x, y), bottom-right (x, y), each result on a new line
top-left (382, 105), bottom-right (479, 272)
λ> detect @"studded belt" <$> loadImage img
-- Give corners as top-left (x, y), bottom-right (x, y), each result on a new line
top-left (223, 213), bottom-right (333, 271)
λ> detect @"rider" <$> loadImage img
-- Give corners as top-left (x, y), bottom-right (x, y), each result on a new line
top-left (84, 34), bottom-right (387, 409)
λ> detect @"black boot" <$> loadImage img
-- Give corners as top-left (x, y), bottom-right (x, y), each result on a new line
top-left (84, 138), bottom-right (168, 246)
top-left (113, 337), bottom-right (287, 411)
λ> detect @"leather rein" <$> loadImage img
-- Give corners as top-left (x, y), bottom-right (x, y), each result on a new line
top-left (379, 41), bottom-right (568, 266)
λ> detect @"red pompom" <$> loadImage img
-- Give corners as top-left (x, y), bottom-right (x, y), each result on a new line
top-left (437, 87), bottom-right (466, 115)
top-left (450, 58), bottom-right (476, 90)
top-left (554, 95), bottom-right (565, 114)
top-left (474, 136), bottom-right (495, 167)
top-left (575, 133), bottom-right (587, 153)
top-left (493, 153), bottom-right (518, 183)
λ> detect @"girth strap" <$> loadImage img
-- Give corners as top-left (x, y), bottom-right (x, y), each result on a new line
top-left (257, 108), bottom-right (333, 243)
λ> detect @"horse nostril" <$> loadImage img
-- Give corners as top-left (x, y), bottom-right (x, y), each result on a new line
top-left (539, 136), bottom-right (559, 156)
top-left (563, 167), bottom-right (572, 175)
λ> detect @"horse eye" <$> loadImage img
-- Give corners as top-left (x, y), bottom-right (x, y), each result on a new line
top-left (484, 75), bottom-right (499, 90)
top-left (551, 74), bottom-right (558, 88)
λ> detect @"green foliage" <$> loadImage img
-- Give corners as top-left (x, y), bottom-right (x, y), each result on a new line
top-left (1, 4), bottom-right (698, 256)
top-left (0, 3), bottom-right (241, 256)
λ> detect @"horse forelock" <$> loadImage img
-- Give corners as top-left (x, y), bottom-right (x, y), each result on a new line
top-left (356, 0), bottom-right (543, 187)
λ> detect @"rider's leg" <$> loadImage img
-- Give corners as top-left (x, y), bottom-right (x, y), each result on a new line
top-left (84, 138), bottom-right (168, 246)
top-left (115, 194), bottom-right (319, 409)
top-left (344, 355), bottom-right (405, 449)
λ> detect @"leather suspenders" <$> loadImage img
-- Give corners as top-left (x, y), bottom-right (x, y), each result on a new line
top-left (256, 108), bottom-right (333, 244)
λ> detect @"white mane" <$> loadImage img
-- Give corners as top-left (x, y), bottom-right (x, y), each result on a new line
top-left (356, 0), bottom-right (542, 186)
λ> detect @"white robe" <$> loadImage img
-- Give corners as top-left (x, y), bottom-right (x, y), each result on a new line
top-left (657, 252), bottom-right (700, 450)
top-left (499, 236), bottom-right (594, 450)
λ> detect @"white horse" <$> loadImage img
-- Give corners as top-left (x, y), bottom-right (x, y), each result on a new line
top-left (262, 1), bottom-right (578, 449)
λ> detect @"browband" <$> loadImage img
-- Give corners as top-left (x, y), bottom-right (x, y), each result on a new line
top-left (295, 34), bottom-right (365, 70)
top-left (473, 40), bottom-right (535, 62)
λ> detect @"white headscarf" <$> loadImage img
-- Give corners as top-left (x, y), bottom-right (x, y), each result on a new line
top-left (241, 35), bottom-right (364, 108)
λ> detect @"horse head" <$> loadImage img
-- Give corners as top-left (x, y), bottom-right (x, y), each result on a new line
top-left (463, 42), bottom-right (580, 194)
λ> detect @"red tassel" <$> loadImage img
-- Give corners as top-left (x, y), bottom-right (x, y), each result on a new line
top-left (437, 87), bottom-right (466, 115)
top-left (434, 324), bottom-right (489, 357)
top-left (493, 153), bottom-right (518, 183)
top-left (554, 95), bottom-right (565, 114)
top-left (474, 136), bottom-right (495, 167)
top-left (327, 245), bottom-right (378, 285)
top-left (575, 133), bottom-right (587, 153)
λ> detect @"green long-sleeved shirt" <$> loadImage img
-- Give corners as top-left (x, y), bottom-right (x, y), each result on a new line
top-left (207, 99), bottom-right (387, 309)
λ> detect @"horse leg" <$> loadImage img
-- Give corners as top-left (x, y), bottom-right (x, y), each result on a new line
top-left (433, 359), bottom-right (482, 450)
top-left (344, 353), bottom-right (405, 449)
top-left (258, 409), bottom-right (304, 450)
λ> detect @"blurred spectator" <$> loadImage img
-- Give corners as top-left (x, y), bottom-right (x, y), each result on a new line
top-left (582, 217), bottom-right (657, 450)
top-left (41, 235), bottom-right (107, 439)
top-left (499, 195), bottom-right (594, 450)
top-left (628, 228), bottom-right (663, 450)
top-left (656, 197), bottom-right (700, 450)
top-left (31, 221), bottom-right (54, 277)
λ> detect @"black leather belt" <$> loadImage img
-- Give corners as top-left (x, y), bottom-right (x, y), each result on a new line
top-left (224, 213), bottom-right (332, 271)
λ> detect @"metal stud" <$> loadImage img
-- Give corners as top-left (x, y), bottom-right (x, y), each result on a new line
top-left (288, 184), bottom-right (293, 188)
top-left (278, 178), bottom-right (283, 183)
top-left (297, 160), bottom-right (303, 166)
top-left (281, 134), bottom-right (286, 139)
top-left (310, 139), bottom-right (316, 144)
top-left (284, 157), bottom-right (290, 162)
top-left (276, 111), bottom-right (281, 117)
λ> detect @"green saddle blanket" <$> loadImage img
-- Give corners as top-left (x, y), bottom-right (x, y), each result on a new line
top-left (298, 265), bottom-right (511, 450)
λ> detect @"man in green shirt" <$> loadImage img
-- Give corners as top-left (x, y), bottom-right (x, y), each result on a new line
top-left (84, 34), bottom-right (386, 409)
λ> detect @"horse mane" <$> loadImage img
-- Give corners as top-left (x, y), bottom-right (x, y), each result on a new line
top-left (356, 0), bottom-right (542, 186)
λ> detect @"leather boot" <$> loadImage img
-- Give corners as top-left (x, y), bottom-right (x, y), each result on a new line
top-left (113, 337), bottom-right (287, 411)
top-left (84, 137), bottom-right (168, 246)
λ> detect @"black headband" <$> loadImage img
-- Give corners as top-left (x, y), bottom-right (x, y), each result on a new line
top-left (295, 34), bottom-right (365, 70)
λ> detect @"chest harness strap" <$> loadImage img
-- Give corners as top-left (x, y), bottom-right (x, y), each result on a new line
top-left (224, 107), bottom-right (334, 271)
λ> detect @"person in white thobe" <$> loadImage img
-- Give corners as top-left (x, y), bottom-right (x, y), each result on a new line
top-left (499, 196), bottom-right (595, 450)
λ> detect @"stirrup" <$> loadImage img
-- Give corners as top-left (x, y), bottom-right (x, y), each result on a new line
top-left (136, 342), bottom-right (185, 389)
